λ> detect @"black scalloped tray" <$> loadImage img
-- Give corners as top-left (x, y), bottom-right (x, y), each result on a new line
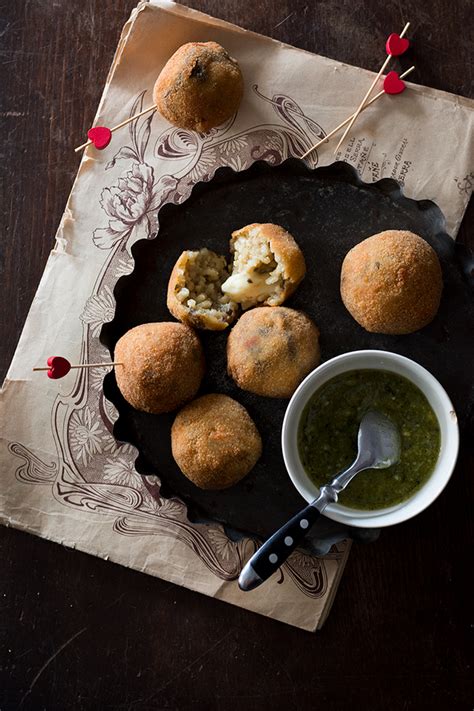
top-left (101, 159), bottom-right (474, 554)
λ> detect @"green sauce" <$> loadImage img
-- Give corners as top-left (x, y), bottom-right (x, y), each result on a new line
top-left (297, 370), bottom-right (440, 510)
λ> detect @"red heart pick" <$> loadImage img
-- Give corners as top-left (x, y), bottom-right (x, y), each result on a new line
top-left (386, 33), bottom-right (410, 56)
top-left (47, 356), bottom-right (71, 379)
top-left (384, 71), bottom-right (406, 95)
top-left (87, 126), bottom-right (112, 150)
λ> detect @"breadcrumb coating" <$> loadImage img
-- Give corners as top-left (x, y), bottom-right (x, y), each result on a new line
top-left (227, 306), bottom-right (320, 398)
top-left (114, 322), bottom-right (204, 414)
top-left (340, 230), bottom-right (443, 334)
top-left (153, 42), bottom-right (243, 132)
top-left (171, 394), bottom-right (262, 489)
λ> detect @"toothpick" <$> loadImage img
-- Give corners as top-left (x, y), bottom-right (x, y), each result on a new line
top-left (33, 362), bottom-right (123, 371)
top-left (75, 105), bottom-right (155, 152)
top-left (301, 65), bottom-right (415, 159)
top-left (334, 21), bottom-right (410, 155)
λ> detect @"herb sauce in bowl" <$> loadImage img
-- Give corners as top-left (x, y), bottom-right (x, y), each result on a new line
top-left (297, 370), bottom-right (440, 510)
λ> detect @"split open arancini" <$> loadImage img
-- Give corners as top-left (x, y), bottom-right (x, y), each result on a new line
top-left (221, 223), bottom-right (306, 310)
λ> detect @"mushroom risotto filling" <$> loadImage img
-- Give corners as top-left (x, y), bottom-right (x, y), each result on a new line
top-left (174, 248), bottom-right (236, 324)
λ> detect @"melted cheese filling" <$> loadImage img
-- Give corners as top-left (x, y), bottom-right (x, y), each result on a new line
top-left (221, 229), bottom-right (284, 308)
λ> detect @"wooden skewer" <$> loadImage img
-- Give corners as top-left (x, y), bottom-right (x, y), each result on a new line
top-left (74, 105), bottom-right (155, 152)
top-left (33, 362), bottom-right (122, 372)
top-left (301, 65), bottom-right (415, 159)
top-left (333, 21), bottom-right (410, 155)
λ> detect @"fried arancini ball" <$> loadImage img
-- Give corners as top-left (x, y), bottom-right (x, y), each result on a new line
top-left (340, 230), bottom-right (443, 335)
top-left (114, 322), bottom-right (204, 414)
top-left (171, 394), bottom-right (262, 489)
top-left (227, 307), bottom-right (320, 398)
top-left (167, 248), bottom-right (238, 330)
top-left (153, 42), bottom-right (244, 133)
top-left (221, 223), bottom-right (306, 310)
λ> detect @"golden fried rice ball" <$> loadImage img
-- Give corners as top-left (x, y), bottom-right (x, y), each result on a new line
top-left (221, 223), bottom-right (306, 310)
top-left (171, 394), bottom-right (262, 489)
top-left (340, 230), bottom-right (443, 334)
top-left (114, 322), bottom-right (204, 414)
top-left (153, 41), bottom-right (244, 133)
top-left (227, 307), bottom-right (320, 398)
top-left (167, 248), bottom-right (238, 330)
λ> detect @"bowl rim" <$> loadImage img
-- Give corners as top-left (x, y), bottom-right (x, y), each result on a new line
top-left (281, 349), bottom-right (459, 528)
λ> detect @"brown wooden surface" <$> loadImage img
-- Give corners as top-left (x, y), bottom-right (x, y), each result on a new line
top-left (1, 2), bottom-right (473, 709)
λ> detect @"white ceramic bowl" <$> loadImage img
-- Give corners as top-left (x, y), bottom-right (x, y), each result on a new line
top-left (281, 350), bottom-right (459, 528)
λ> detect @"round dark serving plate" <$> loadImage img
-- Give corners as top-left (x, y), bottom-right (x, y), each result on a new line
top-left (101, 159), bottom-right (474, 555)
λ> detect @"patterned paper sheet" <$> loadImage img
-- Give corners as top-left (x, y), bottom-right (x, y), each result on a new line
top-left (1, 0), bottom-right (472, 631)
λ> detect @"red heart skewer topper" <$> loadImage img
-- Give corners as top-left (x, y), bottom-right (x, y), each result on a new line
top-left (47, 356), bottom-right (71, 379)
top-left (383, 71), bottom-right (406, 95)
top-left (87, 126), bottom-right (112, 150)
top-left (386, 33), bottom-right (410, 56)
top-left (333, 22), bottom-right (410, 155)
top-left (33, 357), bottom-right (122, 378)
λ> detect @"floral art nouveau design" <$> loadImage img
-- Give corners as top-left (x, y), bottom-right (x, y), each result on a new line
top-left (80, 286), bottom-right (116, 337)
top-left (69, 406), bottom-right (105, 467)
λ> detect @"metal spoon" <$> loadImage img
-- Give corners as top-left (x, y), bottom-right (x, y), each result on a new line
top-left (238, 410), bottom-right (401, 592)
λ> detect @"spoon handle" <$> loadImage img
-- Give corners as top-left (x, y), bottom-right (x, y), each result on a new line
top-left (238, 503), bottom-right (322, 591)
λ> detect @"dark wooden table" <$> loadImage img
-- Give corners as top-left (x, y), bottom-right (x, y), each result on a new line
top-left (1, 2), bottom-right (473, 709)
